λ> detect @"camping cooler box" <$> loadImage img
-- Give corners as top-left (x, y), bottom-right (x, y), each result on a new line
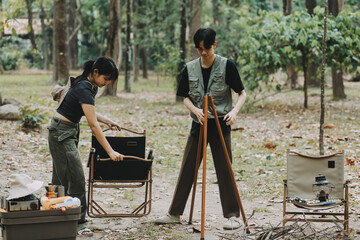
top-left (0, 207), bottom-right (80, 240)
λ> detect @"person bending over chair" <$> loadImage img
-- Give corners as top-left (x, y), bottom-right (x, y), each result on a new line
top-left (48, 56), bottom-right (124, 224)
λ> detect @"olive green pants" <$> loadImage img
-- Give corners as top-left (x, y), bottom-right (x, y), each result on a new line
top-left (48, 117), bottom-right (86, 222)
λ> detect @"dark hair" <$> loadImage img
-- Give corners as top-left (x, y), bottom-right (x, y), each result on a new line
top-left (193, 28), bottom-right (216, 49)
top-left (73, 56), bottom-right (118, 85)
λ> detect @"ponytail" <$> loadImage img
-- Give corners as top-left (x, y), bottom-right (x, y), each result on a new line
top-left (71, 57), bottom-right (118, 86)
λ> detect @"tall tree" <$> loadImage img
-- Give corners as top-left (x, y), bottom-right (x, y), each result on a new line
top-left (189, 0), bottom-right (201, 59)
top-left (0, 0), bottom-right (4, 74)
top-left (137, 0), bottom-right (147, 79)
top-left (124, 0), bottom-right (132, 92)
top-left (283, 0), bottom-right (297, 89)
top-left (305, 0), bottom-right (319, 87)
top-left (102, 0), bottom-right (121, 96)
top-left (305, 0), bottom-right (316, 15)
top-left (25, 0), bottom-right (37, 50)
top-left (40, 0), bottom-right (50, 70)
top-left (212, 0), bottom-right (219, 25)
top-left (176, 0), bottom-right (186, 102)
top-left (319, 0), bottom-right (328, 155)
top-left (283, 0), bottom-right (292, 16)
top-left (329, 0), bottom-right (346, 99)
top-left (132, 0), bottom-right (139, 83)
top-left (66, 0), bottom-right (80, 70)
top-left (52, 0), bottom-right (69, 84)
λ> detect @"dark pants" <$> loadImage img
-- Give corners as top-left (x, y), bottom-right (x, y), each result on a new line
top-left (168, 132), bottom-right (240, 218)
top-left (48, 117), bottom-right (86, 222)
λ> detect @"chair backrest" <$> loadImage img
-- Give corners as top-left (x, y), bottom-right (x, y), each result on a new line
top-left (287, 150), bottom-right (344, 200)
top-left (91, 136), bottom-right (152, 181)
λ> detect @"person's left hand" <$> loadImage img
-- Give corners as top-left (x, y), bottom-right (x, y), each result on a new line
top-left (224, 110), bottom-right (237, 126)
top-left (107, 121), bottom-right (121, 131)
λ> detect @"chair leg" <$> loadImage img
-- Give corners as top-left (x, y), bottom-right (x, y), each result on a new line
top-left (283, 180), bottom-right (287, 229)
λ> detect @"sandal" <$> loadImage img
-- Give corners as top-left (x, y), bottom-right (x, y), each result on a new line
top-left (77, 228), bottom-right (94, 237)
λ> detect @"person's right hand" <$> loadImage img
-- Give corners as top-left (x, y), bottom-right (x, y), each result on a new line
top-left (108, 151), bottom-right (124, 161)
top-left (193, 107), bottom-right (211, 125)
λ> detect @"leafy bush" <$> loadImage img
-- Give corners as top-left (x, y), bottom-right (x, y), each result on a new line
top-left (19, 96), bottom-right (49, 130)
top-left (0, 36), bottom-right (32, 70)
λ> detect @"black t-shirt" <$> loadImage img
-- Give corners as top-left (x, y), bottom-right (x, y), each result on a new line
top-left (57, 78), bottom-right (98, 123)
top-left (176, 59), bottom-right (245, 136)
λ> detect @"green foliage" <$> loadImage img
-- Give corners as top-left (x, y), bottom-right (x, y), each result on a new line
top-left (236, 8), bottom-right (360, 92)
top-left (152, 45), bottom-right (181, 79)
top-left (19, 96), bottom-right (49, 130)
top-left (0, 36), bottom-right (31, 70)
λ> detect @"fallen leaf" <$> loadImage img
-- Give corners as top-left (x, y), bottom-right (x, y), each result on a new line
top-left (324, 124), bottom-right (335, 129)
top-left (265, 142), bottom-right (276, 149)
top-left (286, 122), bottom-right (292, 128)
top-left (289, 143), bottom-right (296, 146)
top-left (346, 157), bottom-right (355, 166)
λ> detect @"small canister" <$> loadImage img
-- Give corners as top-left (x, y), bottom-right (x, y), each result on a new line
top-left (57, 185), bottom-right (65, 197)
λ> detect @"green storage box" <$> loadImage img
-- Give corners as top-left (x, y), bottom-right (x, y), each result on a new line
top-left (0, 207), bottom-right (80, 240)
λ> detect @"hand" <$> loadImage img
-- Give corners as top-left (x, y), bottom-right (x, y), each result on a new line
top-left (224, 110), bottom-right (237, 126)
top-left (193, 107), bottom-right (211, 125)
top-left (107, 121), bottom-right (121, 131)
top-left (108, 151), bottom-right (124, 161)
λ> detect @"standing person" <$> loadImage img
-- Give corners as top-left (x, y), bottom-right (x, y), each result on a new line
top-left (48, 56), bottom-right (124, 224)
top-left (155, 28), bottom-right (247, 230)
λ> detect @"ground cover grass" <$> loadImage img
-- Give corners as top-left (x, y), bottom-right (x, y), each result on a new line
top-left (1, 72), bottom-right (359, 239)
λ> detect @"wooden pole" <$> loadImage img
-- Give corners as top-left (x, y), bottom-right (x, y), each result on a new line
top-left (208, 95), bottom-right (249, 233)
top-left (200, 95), bottom-right (208, 240)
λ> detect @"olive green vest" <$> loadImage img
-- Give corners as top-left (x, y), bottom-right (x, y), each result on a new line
top-left (187, 54), bottom-right (232, 123)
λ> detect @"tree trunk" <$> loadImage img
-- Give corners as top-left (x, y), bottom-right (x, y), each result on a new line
top-left (40, 0), bottom-right (50, 70)
top-left (25, 0), bottom-right (37, 50)
top-left (319, 0), bottom-right (328, 155)
top-left (305, 0), bottom-right (317, 15)
top-left (140, 48), bottom-right (148, 79)
top-left (102, 0), bottom-right (121, 96)
top-left (52, 0), bottom-right (69, 84)
top-left (332, 67), bottom-right (346, 99)
top-left (286, 64), bottom-right (297, 89)
top-left (282, 0), bottom-right (292, 16)
top-left (0, 0), bottom-right (4, 73)
top-left (176, 0), bottom-right (187, 102)
top-left (328, 0), bottom-right (339, 17)
top-left (66, 0), bottom-right (79, 70)
top-left (301, 49), bottom-right (308, 108)
top-left (307, 63), bottom-right (320, 86)
top-left (124, 0), bottom-right (132, 92)
top-left (329, 0), bottom-right (346, 99)
top-left (212, 0), bottom-right (219, 25)
top-left (116, 0), bottom-right (123, 72)
top-left (189, 0), bottom-right (201, 59)
top-left (132, 0), bottom-right (139, 82)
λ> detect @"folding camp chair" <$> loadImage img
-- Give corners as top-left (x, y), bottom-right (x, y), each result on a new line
top-left (283, 149), bottom-right (349, 231)
top-left (87, 128), bottom-right (153, 218)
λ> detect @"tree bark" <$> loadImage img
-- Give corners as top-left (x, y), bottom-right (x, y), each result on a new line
top-left (177, 0), bottom-right (187, 102)
top-left (0, 0), bottom-right (4, 73)
top-left (286, 64), bottom-right (297, 89)
top-left (52, 0), bottom-right (69, 84)
top-left (140, 48), bottom-right (148, 79)
top-left (332, 67), bottom-right (346, 99)
top-left (301, 48), bottom-right (308, 108)
top-left (132, 0), bottom-right (139, 82)
top-left (66, 0), bottom-right (79, 70)
top-left (189, 0), bottom-right (201, 59)
top-left (40, 0), bottom-right (50, 70)
top-left (282, 0), bottom-right (292, 16)
top-left (305, 0), bottom-right (317, 15)
top-left (319, 0), bottom-right (328, 155)
top-left (124, 0), bottom-right (132, 92)
top-left (212, 0), bottom-right (219, 25)
top-left (329, 0), bottom-right (346, 99)
top-left (102, 0), bottom-right (121, 96)
top-left (25, 0), bottom-right (37, 50)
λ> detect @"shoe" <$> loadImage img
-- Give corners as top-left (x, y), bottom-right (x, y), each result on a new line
top-left (77, 228), bottom-right (93, 237)
top-left (223, 216), bottom-right (241, 230)
top-left (154, 213), bottom-right (181, 224)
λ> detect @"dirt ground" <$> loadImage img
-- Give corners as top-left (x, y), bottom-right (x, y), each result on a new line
top-left (1, 80), bottom-right (360, 239)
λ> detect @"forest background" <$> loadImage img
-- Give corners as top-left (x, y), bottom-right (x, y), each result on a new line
top-left (0, 0), bottom-right (360, 239)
